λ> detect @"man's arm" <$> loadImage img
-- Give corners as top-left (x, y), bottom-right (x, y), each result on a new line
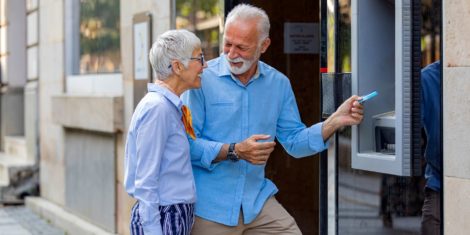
top-left (183, 88), bottom-right (225, 169)
top-left (276, 81), bottom-right (363, 158)
top-left (275, 81), bottom-right (328, 157)
top-left (231, 94), bottom-right (362, 163)
top-left (212, 135), bottom-right (276, 164)
top-left (321, 95), bottom-right (364, 140)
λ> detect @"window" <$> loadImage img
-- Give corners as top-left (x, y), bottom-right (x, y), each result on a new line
top-left (174, 0), bottom-right (224, 60)
top-left (65, 0), bottom-right (122, 95)
top-left (79, 0), bottom-right (121, 74)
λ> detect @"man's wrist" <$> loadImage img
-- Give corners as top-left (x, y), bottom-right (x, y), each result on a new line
top-left (322, 114), bottom-right (340, 140)
top-left (327, 112), bottom-right (341, 130)
top-left (227, 143), bottom-right (239, 161)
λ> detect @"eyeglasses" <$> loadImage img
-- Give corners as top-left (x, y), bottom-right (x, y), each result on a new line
top-left (189, 53), bottom-right (205, 66)
top-left (168, 53), bottom-right (205, 68)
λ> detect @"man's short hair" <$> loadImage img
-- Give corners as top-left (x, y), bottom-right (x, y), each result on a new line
top-left (149, 29), bottom-right (201, 81)
top-left (225, 4), bottom-right (270, 42)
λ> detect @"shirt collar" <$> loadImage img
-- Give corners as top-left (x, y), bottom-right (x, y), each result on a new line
top-left (217, 54), bottom-right (265, 82)
top-left (147, 83), bottom-right (183, 111)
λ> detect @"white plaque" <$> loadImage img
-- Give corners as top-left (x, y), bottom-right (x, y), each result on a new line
top-left (134, 22), bottom-right (150, 80)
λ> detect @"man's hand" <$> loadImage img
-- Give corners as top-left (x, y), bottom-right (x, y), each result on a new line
top-left (322, 95), bottom-right (364, 140)
top-left (334, 95), bottom-right (364, 126)
top-left (236, 135), bottom-right (276, 165)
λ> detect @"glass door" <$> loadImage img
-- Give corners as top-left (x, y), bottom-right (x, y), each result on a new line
top-left (320, 0), bottom-right (441, 234)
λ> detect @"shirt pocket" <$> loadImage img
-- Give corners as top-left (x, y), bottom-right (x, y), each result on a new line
top-left (209, 94), bottom-right (236, 111)
top-left (209, 98), bottom-right (234, 107)
top-left (206, 97), bottom-right (239, 133)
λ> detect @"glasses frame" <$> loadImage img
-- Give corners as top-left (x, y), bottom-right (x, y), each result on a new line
top-left (168, 53), bottom-right (205, 68)
top-left (189, 53), bottom-right (205, 66)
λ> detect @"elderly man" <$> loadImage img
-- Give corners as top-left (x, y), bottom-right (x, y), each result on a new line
top-left (182, 4), bottom-right (363, 234)
top-left (124, 29), bottom-right (206, 235)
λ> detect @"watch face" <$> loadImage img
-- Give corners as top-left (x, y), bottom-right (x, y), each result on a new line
top-left (227, 143), bottom-right (238, 161)
top-left (228, 152), bottom-right (239, 161)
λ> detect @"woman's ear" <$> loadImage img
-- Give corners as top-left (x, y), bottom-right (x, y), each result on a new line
top-left (170, 60), bottom-right (184, 75)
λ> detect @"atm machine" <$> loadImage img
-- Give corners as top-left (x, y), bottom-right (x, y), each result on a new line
top-left (321, 0), bottom-right (422, 176)
top-left (351, 0), bottom-right (422, 176)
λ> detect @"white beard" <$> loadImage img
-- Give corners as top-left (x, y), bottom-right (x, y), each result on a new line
top-left (225, 48), bottom-right (261, 75)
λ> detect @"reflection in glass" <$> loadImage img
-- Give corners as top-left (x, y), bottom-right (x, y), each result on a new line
top-left (175, 0), bottom-right (223, 60)
top-left (338, 0), bottom-right (351, 73)
top-left (421, 0), bottom-right (440, 65)
top-left (338, 126), bottom-right (424, 234)
top-left (79, 0), bottom-right (121, 74)
top-left (327, 0), bottom-right (336, 72)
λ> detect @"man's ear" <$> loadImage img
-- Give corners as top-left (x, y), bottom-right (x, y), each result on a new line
top-left (260, 38), bottom-right (271, 54)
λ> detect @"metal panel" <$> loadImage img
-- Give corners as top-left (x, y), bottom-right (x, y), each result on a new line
top-left (65, 129), bottom-right (116, 232)
top-left (351, 0), bottom-right (420, 176)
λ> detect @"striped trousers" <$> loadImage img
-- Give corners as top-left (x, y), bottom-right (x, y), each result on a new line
top-left (130, 202), bottom-right (195, 235)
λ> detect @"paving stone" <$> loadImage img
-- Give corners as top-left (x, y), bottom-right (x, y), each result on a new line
top-left (0, 205), bottom-right (64, 235)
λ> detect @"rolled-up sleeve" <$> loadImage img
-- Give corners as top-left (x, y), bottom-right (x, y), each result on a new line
top-left (276, 81), bottom-right (328, 157)
top-left (308, 122), bottom-right (329, 152)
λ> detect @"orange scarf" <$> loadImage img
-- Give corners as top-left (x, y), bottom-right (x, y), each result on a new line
top-left (181, 105), bottom-right (196, 140)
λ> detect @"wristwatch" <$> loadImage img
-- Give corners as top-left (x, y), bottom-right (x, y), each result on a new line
top-left (227, 143), bottom-right (239, 162)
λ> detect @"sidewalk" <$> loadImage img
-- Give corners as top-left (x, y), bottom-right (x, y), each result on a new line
top-left (0, 205), bottom-right (64, 235)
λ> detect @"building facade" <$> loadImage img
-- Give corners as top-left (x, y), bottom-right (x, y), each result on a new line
top-left (0, 0), bottom-right (469, 234)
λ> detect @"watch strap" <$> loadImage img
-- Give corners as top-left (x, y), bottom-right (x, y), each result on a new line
top-left (227, 143), bottom-right (238, 161)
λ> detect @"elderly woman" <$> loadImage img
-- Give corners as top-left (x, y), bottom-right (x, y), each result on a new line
top-left (124, 29), bottom-right (206, 235)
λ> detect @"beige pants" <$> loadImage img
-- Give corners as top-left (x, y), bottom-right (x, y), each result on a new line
top-left (191, 197), bottom-right (302, 235)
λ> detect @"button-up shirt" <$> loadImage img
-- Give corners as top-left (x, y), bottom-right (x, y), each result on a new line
top-left (125, 83), bottom-right (196, 234)
top-left (181, 54), bottom-right (327, 226)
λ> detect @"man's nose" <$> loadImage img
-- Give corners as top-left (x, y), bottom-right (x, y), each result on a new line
top-left (226, 47), bottom-right (238, 59)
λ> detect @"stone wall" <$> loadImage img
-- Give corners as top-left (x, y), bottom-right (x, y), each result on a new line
top-left (443, 0), bottom-right (470, 234)
top-left (39, 0), bottom-right (65, 206)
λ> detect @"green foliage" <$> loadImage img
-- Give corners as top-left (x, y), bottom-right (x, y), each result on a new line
top-left (176, 0), bottom-right (220, 17)
top-left (79, 0), bottom-right (120, 55)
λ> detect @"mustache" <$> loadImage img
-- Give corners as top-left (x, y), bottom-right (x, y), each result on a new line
top-left (226, 57), bottom-right (245, 63)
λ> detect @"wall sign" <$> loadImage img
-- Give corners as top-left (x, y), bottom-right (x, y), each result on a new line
top-left (133, 12), bottom-right (152, 81)
top-left (284, 22), bottom-right (319, 54)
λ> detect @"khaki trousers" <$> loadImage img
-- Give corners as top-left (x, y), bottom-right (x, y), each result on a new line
top-left (191, 197), bottom-right (302, 235)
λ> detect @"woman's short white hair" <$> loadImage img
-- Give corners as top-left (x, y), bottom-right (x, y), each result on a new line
top-left (225, 4), bottom-right (270, 42)
top-left (149, 29), bottom-right (201, 81)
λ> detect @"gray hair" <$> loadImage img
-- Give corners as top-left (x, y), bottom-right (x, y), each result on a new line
top-left (149, 29), bottom-right (201, 80)
top-left (225, 4), bottom-right (270, 42)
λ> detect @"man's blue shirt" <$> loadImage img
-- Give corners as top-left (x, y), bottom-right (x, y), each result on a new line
top-left (421, 61), bottom-right (442, 192)
top-left (124, 83), bottom-right (196, 234)
top-left (182, 54), bottom-right (327, 226)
